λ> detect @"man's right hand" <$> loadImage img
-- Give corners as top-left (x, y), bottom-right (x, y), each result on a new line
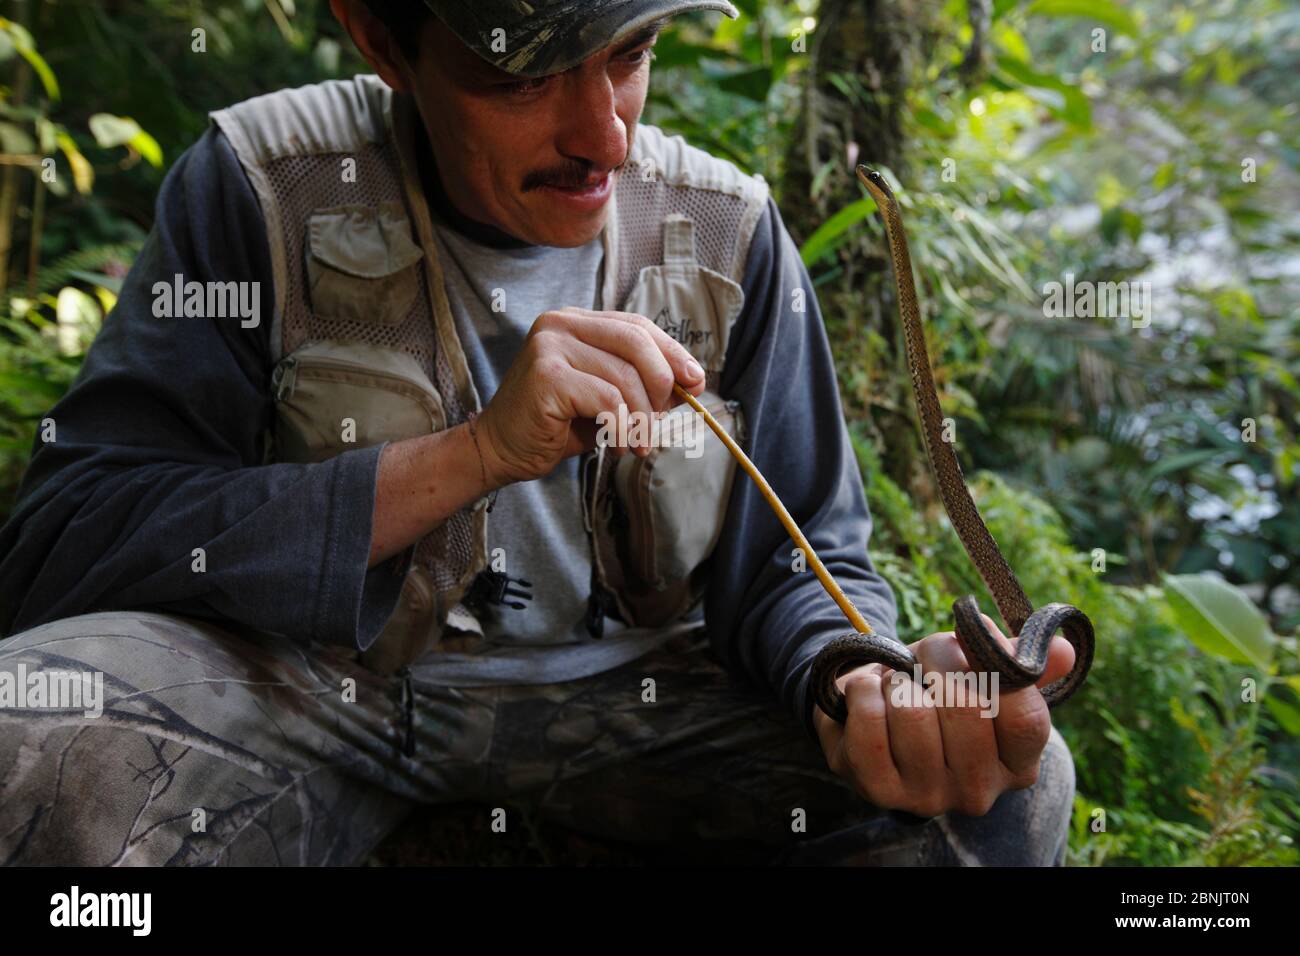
top-left (475, 307), bottom-right (708, 485)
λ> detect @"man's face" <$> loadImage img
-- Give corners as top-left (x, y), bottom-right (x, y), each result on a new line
top-left (392, 14), bottom-right (661, 248)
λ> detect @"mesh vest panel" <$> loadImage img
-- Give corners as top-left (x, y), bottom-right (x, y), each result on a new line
top-left (219, 85), bottom-right (478, 598)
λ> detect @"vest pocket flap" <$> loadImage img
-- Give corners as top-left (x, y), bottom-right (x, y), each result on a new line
top-left (309, 202), bottom-right (424, 277)
top-left (307, 202), bottom-right (424, 325)
top-left (621, 261), bottom-right (744, 376)
top-left (273, 340), bottom-right (446, 464)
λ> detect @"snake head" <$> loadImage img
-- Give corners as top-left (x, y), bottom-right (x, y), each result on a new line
top-left (855, 165), bottom-right (894, 207)
top-left (857, 165), bottom-right (885, 187)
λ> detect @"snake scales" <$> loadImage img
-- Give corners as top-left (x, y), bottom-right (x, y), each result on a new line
top-left (676, 165), bottom-right (1095, 728)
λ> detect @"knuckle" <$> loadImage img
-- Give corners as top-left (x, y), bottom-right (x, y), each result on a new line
top-left (529, 329), bottom-right (559, 354)
top-left (613, 360), bottom-right (641, 398)
top-left (601, 384), bottom-right (624, 410)
top-left (888, 694), bottom-right (932, 727)
top-left (1000, 711), bottom-right (1051, 751)
top-left (632, 324), bottom-right (657, 350)
top-left (837, 665), bottom-right (878, 702)
top-left (650, 365), bottom-right (675, 394)
top-left (917, 632), bottom-right (958, 655)
top-left (532, 311), bottom-right (562, 333)
top-left (535, 354), bottom-right (568, 382)
top-left (612, 323), bottom-right (643, 356)
top-left (925, 631), bottom-right (960, 651)
top-left (841, 672), bottom-right (876, 697)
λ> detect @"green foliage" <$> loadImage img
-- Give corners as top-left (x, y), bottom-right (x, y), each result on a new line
top-left (0, 308), bottom-right (82, 493)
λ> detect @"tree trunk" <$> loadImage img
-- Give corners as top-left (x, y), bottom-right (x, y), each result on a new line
top-left (786, 0), bottom-right (928, 496)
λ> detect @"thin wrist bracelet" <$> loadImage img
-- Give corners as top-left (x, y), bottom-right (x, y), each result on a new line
top-left (464, 411), bottom-right (499, 514)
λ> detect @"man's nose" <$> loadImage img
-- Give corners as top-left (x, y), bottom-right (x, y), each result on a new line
top-left (552, 71), bottom-right (628, 172)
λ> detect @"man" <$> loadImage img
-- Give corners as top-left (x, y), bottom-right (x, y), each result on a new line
top-left (0, 0), bottom-right (1077, 865)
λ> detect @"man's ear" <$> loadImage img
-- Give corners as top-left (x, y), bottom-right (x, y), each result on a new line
top-left (330, 0), bottom-right (414, 93)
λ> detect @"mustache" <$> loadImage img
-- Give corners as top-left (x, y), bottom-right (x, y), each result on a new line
top-left (523, 159), bottom-right (625, 191)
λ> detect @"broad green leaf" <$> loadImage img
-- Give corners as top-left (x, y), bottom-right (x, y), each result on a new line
top-left (800, 197), bottom-right (877, 267)
top-left (88, 113), bottom-right (141, 148)
top-left (1161, 573), bottom-right (1274, 670)
top-left (0, 120), bottom-right (35, 154)
top-left (93, 286), bottom-right (118, 314)
top-left (0, 18), bottom-right (59, 100)
top-left (1264, 694), bottom-right (1300, 735)
top-left (55, 131), bottom-right (93, 194)
top-left (1025, 0), bottom-right (1139, 36)
top-left (16, 44), bottom-right (58, 101)
top-left (88, 113), bottom-right (163, 167)
top-left (128, 129), bottom-right (163, 167)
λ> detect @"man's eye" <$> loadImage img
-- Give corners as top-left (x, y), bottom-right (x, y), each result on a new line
top-left (624, 46), bottom-right (656, 66)
top-left (502, 77), bottom-right (551, 95)
top-left (497, 43), bottom-right (654, 93)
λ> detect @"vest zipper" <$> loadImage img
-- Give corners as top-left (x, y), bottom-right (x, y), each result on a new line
top-left (271, 352), bottom-right (445, 424)
top-left (271, 356), bottom-right (298, 401)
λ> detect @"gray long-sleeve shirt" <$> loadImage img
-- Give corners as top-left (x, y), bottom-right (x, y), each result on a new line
top-left (0, 118), bottom-right (898, 742)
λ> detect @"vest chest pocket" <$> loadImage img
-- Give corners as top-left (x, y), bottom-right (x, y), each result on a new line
top-left (271, 340), bottom-right (446, 464)
top-left (614, 391), bottom-right (745, 591)
top-left (306, 202), bottom-right (425, 326)
top-left (586, 215), bottom-right (748, 628)
top-left (621, 214), bottom-right (744, 379)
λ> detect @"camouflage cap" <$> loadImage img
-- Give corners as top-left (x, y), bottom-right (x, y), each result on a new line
top-left (422, 0), bottom-right (739, 79)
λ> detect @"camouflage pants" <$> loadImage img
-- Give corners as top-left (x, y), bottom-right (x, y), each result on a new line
top-left (0, 611), bottom-right (1075, 865)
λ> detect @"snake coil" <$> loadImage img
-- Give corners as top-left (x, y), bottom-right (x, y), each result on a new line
top-left (808, 167), bottom-right (1095, 724)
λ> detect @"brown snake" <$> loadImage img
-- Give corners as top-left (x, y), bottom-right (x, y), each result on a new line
top-left (675, 165), bottom-right (1095, 728)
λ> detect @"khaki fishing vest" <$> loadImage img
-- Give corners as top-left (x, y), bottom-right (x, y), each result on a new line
top-left (210, 75), bottom-right (769, 673)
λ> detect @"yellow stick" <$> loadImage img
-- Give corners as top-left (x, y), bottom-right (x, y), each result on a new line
top-left (672, 384), bottom-right (872, 635)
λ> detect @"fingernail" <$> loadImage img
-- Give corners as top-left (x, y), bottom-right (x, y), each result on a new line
top-left (686, 359), bottom-right (704, 381)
